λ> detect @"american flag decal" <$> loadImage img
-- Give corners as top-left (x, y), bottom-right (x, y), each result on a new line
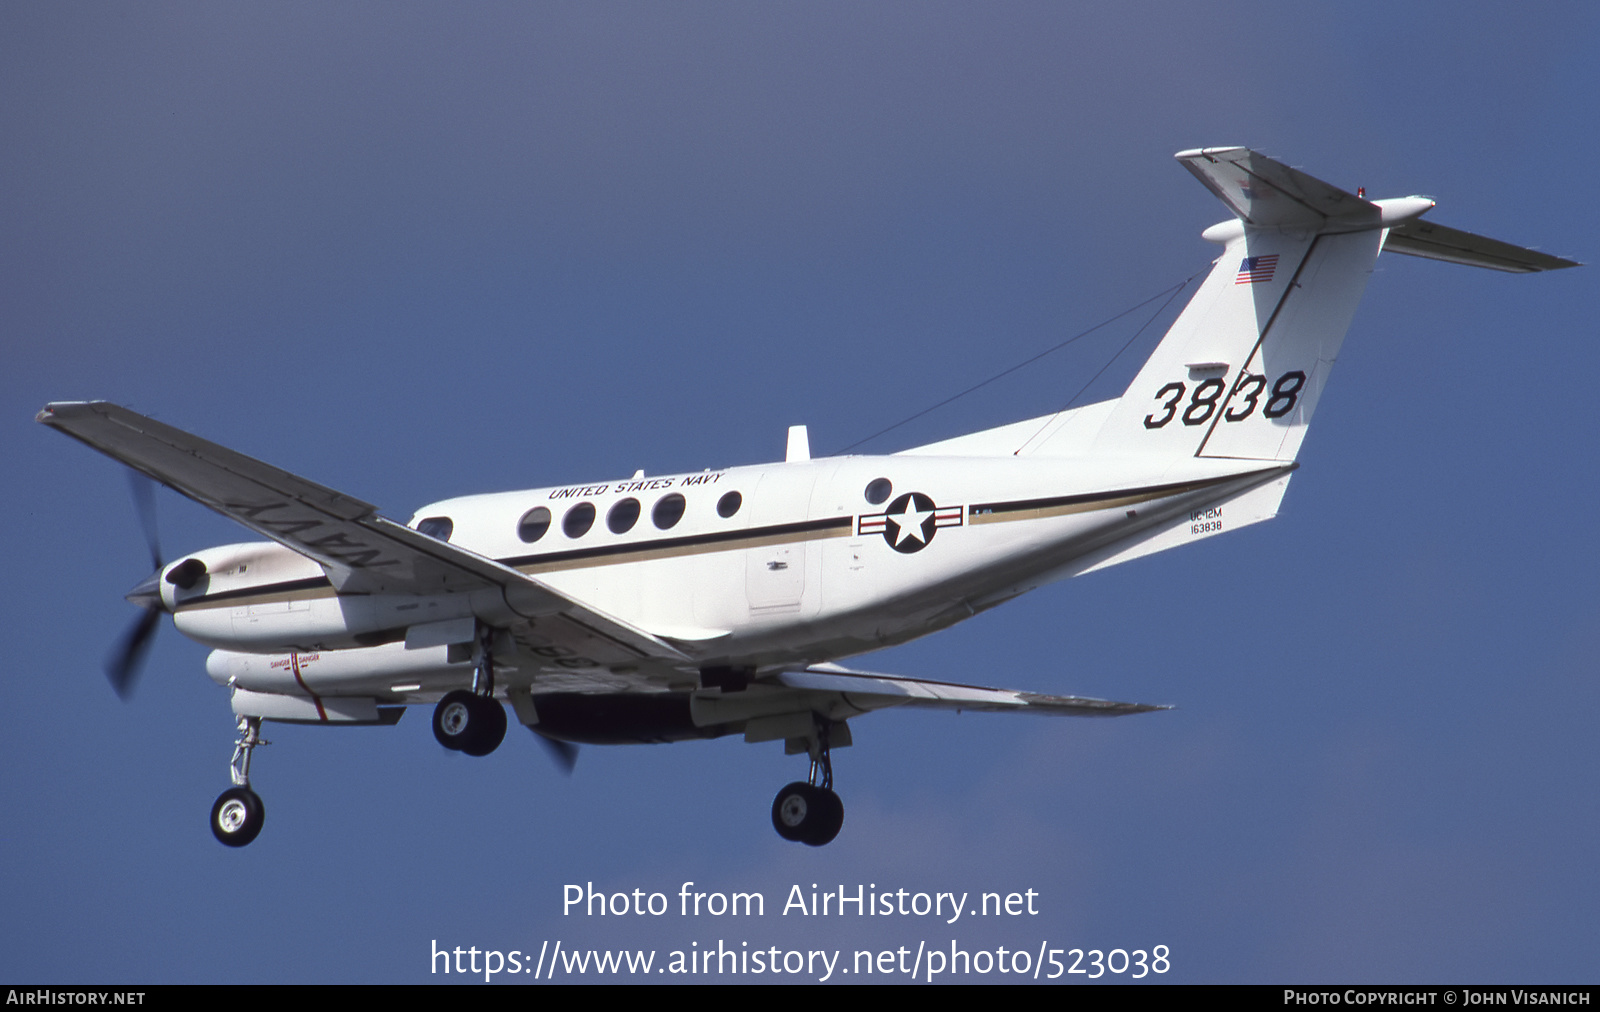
top-left (1235, 254), bottom-right (1279, 285)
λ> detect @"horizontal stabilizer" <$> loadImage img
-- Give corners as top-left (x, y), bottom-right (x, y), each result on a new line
top-left (1384, 218), bottom-right (1580, 273)
top-left (1176, 146), bottom-right (1376, 230)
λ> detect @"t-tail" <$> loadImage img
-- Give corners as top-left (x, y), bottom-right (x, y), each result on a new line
top-left (1090, 146), bottom-right (1577, 465)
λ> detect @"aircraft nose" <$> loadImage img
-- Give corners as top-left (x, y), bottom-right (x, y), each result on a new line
top-left (125, 571), bottom-right (164, 610)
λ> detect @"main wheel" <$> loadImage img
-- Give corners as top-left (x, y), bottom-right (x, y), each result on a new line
top-left (433, 690), bottom-right (476, 751)
top-left (461, 697), bottom-right (507, 757)
top-left (772, 782), bottom-right (823, 843)
top-left (433, 691), bottom-right (507, 756)
top-left (805, 788), bottom-right (845, 847)
top-left (210, 787), bottom-right (265, 847)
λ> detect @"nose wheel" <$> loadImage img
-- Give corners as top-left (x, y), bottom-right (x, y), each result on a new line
top-left (211, 715), bottom-right (268, 847)
top-left (211, 786), bottom-right (265, 846)
top-left (771, 718), bottom-right (844, 846)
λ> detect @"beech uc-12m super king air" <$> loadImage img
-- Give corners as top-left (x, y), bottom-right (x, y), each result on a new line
top-left (41, 147), bottom-right (1576, 848)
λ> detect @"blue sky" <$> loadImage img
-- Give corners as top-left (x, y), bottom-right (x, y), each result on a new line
top-left (4, 2), bottom-right (1596, 983)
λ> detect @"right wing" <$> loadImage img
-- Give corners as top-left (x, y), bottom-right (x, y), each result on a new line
top-left (38, 401), bottom-right (690, 670)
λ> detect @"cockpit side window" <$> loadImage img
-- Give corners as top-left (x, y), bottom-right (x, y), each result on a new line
top-left (417, 517), bottom-right (454, 542)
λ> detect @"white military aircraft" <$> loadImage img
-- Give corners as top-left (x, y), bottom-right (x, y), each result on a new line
top-left (41, 147), bottom-right (1575, 848)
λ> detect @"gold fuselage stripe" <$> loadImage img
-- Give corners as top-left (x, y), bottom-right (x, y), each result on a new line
top-left (174, 473), bottom-right (1253, 612)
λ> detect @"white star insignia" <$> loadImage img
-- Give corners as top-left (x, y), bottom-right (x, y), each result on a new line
top-left (887, 501), bottom-right (931, 546)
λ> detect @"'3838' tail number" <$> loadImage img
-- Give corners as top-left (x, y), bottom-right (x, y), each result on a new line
top-left (1143, 370), bottom-right (1306, 429)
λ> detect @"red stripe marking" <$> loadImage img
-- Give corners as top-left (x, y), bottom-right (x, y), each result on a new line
top-left (290, 652), bottom-right (327, 721)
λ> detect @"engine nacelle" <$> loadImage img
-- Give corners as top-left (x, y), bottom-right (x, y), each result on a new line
top-left (171, 541), bottom-right (479, 653)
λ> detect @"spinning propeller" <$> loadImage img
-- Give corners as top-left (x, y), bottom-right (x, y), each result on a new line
top-left (531, 729), bottom-right (580, 774)
top-left (106, 472), bottom-right (166, 698)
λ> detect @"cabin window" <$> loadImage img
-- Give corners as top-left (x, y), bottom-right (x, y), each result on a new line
top-left (417, 517), bottom-right (454, 542)
top-left (717, 491), bottom-right (742, 518)
top-left (563, 502), bottom-right (596, 538)
top-left (517, 506), bottom-right (552, 543)
top-left (652, 493), bottom-right (686, 530)
top-left (865, 478), bottom-right (892, 504)
top-left (608, 497), bottom-right (641, 534)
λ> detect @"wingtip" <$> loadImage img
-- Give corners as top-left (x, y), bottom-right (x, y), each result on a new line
top-left (37, 400), bottom-right (100, 425)
top-left (1175, 146), bottom-right (1249, 161)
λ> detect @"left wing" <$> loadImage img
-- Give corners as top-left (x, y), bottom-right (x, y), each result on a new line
top-left (38, 401), bottom-right (690, 668)
top-left (774, 663), bottom-right (1167, 717)
top-left (686, 662), bottom-right (1164, 751)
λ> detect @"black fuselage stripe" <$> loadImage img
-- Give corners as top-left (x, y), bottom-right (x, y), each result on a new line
top-left (176, 474), bottom-right (1272, 608)
top-left (969, 474), bottom-right (1243, 516)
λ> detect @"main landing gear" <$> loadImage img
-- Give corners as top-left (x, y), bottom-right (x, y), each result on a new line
top-left (432, 690), bottom-right (507, 756)
top-left (771, 721), bottom-right (844, 847)
top-left (432, 624), bottom-right (507, 757)
top-left (211, 715), bottom-right (267, 847)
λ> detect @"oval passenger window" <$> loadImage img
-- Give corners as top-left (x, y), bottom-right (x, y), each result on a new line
top-left (563, 502), bottom-right (596, 538)
top-left (717, 491), bottom-right (742, 518)
top-left (517, 507), bottom-right (552, 543)
top-left (608, 497), bottom-right (641, 534)
top-left (652, 493), bottom-right (687, 530)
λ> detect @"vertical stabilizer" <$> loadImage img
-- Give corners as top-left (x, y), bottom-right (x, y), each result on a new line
top-left (1092, 148), bottom-right (1391, 464)
top-left (1089, 147), bottom-right (1573, 467)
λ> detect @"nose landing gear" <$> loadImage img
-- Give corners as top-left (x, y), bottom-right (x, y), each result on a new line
top-left (211, 715), bottom-right (267, 847)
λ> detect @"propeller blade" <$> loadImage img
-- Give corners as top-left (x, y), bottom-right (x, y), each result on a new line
top-left (126, 470), bottom-right (162, 572)
top-left (105, 471), bottom-right (166, 699)
top-left (530, 728), bottom-right (579, 774)
top-left (106, 606), bottom-right (161, 699)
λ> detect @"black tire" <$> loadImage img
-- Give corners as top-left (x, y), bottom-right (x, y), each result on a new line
top-left (461, 697), bottom-right (507, 757)
top-left (771, 781), bottom-right (821, 842)
top-left (433, 690), bottom-right (476, 751)
top-left (434, 691), bottom-right (508, 756)
top-left (803, 788), bottom-right (844, 847)
top-left (210, 787), bottom-right (265, 847)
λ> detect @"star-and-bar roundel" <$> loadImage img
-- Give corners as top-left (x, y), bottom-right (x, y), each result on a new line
top-left (857, 492), bottom-right (964, 554)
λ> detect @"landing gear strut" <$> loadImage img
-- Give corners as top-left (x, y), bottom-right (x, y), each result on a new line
top-left (211, 715), bottom-right (267, 847)
top-left (771, 719), bottom-right (845, 846)
top-left (432, 624), bottom-right (507, 756)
